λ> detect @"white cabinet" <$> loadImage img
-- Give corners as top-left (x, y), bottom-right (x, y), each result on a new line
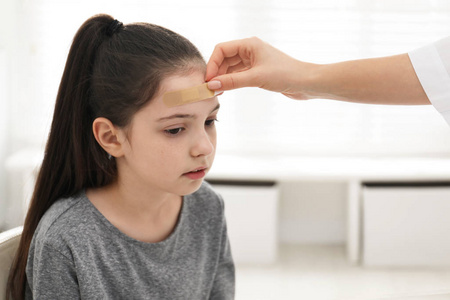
top-left (210, 181), bottom-right (279, 265)
top-left (363, 183), bottom-right (450, 267)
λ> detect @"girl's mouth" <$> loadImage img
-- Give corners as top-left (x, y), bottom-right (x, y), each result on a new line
top-left (183, 168), bottom-right (207, 180)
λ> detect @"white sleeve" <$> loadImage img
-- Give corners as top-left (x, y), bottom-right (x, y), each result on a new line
top-left (409, 37), bottom-right (450, 125)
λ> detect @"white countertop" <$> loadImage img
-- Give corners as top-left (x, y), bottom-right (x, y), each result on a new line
top-left (7, 149), bottom-right (450, 182)
top-left (207, 154), bottom-right (450, 182)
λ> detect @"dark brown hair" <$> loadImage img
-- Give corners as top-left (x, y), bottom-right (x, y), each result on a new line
top-left (6, 14), bottom-right (205, 299)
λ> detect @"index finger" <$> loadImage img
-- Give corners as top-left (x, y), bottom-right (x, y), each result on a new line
top-left (205, 39), bottom-right (246, 81)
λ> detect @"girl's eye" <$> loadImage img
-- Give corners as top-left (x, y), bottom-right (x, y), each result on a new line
top-left (165, 127), bottom-right (184, 135)
top-left (205, 119), bottom-right (218, 126)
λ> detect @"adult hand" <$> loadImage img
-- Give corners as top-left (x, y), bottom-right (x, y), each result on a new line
top-left (205, 37), bottom-right (316, 100)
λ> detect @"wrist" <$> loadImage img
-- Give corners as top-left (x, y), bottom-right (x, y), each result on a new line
top-left (291, 61), bottom-right (325, 100)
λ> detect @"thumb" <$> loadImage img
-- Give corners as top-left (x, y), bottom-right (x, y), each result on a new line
top-left (209, 71), bottom-right (258, 92)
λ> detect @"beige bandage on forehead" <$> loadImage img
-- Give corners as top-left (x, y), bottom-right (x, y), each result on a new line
top-left (163, 83), bottom-right (217, 107)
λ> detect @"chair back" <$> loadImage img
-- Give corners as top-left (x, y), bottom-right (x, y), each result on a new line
top-left (0, 227), bottom-right (22, 300)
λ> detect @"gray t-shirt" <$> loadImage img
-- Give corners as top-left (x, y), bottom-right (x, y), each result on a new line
top-left (25, 182), bottom-right (235, 299)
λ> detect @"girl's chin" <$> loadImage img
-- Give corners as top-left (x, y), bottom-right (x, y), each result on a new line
top-left (179, 179), bottom-right (204, 196)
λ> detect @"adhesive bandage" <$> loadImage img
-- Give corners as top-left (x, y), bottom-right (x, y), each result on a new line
top-left (163, 83), bottom-right (217, 107)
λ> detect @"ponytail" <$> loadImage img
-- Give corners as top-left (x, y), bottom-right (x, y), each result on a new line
top-left (6, 13), bottom-right (205, 299)
top-left (6, 15), bottom-right (117, 300)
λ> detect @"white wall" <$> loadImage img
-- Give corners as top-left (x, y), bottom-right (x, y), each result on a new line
top-left (0, 0), bottom-right (42, 230)
top-left (0, 50), bottom-right (7, 228)
top-left (0, 0), bottom-right (18, 228)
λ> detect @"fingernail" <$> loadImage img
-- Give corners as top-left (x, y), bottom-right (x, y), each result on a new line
top-left (207, 80), bottom-right (222, 90)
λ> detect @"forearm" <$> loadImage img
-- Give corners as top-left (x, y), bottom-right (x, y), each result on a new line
top-left (303, 54), bottom-right (430, 105)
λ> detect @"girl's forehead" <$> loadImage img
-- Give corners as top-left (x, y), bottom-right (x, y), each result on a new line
top-left (140, 73), bottom-right (218, 119)
top-left (160, 72), bottom-right (206, 94)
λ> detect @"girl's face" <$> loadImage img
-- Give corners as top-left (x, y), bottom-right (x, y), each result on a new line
top-left (116, 71), bottom-right (219, 197)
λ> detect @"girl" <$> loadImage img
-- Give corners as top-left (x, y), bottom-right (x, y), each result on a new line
top-left (7, 14), bottom-right (234, 299)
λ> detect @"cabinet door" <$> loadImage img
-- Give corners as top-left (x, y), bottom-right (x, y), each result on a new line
top-left (363, 185), bottom-right (450, 267)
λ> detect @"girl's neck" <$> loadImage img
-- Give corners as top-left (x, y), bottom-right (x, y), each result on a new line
top-left (86, 181), bottom-right (183, 243)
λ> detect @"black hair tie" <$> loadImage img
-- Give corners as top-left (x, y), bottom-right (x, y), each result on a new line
top-left (106, 19), bottom-right (123, 36)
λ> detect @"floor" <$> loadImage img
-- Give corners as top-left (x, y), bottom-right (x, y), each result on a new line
top-left (234, 245), bottom-right (450, 300)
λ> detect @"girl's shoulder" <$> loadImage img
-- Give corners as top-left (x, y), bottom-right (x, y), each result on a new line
top-left (32, 191), bottom-right (95, 252)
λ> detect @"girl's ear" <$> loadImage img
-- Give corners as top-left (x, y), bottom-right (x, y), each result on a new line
top-left (92, 117), bottom-right (126, 158)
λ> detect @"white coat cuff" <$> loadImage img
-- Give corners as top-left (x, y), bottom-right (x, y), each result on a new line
top-left (409, 39), bottom-right (450, 125)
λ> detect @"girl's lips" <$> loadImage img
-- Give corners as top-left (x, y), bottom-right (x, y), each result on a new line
top-left (183, 168), bottom-right (207, 180)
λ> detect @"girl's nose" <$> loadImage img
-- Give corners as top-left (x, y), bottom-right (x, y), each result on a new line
top-left (190, 130), bottom-right (215, 157)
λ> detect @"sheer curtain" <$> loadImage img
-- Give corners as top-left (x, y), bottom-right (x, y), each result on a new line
top-left (9, 0), bottom-right (450, 158)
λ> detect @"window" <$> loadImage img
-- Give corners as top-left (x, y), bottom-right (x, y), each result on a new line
top-left (11, 0), bottom-right (450, 157)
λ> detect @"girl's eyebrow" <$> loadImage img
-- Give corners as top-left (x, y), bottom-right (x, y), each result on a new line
top-left (158, 113), bottom-right (194, 121)
top-left (210, 103), bottom-right (221, 114)
top-left (157, 103), bottom-right (220, 122)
